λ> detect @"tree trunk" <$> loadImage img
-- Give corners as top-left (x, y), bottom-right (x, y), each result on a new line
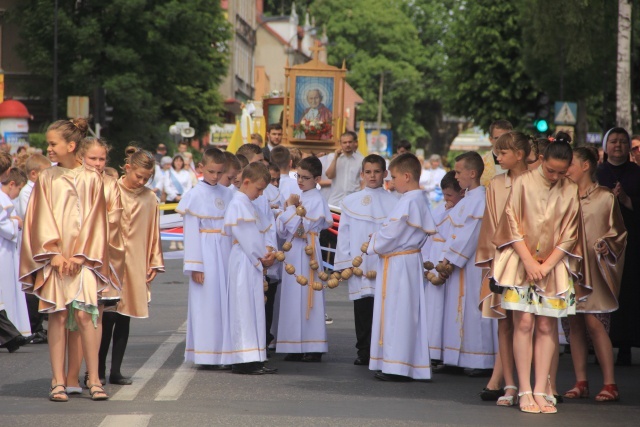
top-left (425, 106), bottom-right (464, 159)
top-left (576, 98), bottom-right (588, 145)
top-left (616, 0), bottom-right (632, 130)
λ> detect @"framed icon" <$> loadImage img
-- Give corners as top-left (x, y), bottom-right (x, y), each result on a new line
top-left (263, 97), bottom-right (284, 126)
top-left (283, 42), bottom-right (347, 153)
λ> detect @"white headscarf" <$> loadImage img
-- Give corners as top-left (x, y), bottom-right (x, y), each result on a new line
top-left (602, 127), bottom-right (631, 152)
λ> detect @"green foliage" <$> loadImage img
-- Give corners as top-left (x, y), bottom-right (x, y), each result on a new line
top-left (28, 133), bottom-right (47, 152)
top-left (263, 0), bottom-right (312, 16)
top-left (442, 0), bottom-right (538, 132)
top-left (519, 0), bottom-right (618, 134)
top-left (11, 0), bottom-right (231, 163)
top-left (403, 0), bottom-right (460, 153)
top-left (311, 0), bottom-right (428, 142)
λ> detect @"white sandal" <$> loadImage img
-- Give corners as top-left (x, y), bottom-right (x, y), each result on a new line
top-left (497, 385), bottom-right (518, 407)
top-left (518, 391), bottom-right (541, 414)
top-left (533, 392), bottom-right (557, 414)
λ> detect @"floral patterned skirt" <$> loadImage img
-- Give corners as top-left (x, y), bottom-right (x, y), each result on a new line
top-left (501, 276), bottom-right (576, 318)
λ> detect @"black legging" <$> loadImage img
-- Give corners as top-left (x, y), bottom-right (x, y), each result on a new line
top-left (99, 312), bottom-right (130, 379)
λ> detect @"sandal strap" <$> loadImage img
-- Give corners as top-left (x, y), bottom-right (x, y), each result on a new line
top-left (518, 391), bottom-right (533, 397)
top-left (89, 384), bottom-right (106, 394)
top-left (504, 385), bottom-right (518, 391)
top-left (595, 384), bottom-right (619, 401)
top-left (563, 381), bottom-right (589, 398)
top-left (533, 393), bottom-right (556, 408)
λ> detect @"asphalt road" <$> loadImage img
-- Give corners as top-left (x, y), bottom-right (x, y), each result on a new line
top-left (1, 255), bottom-right (639, 426)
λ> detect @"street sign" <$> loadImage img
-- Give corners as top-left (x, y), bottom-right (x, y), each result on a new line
top-left (554, 102), bottom-right (577, 125)
top-left (586, 133), bottom-right (602, 144)
top-left (67, 96), bottom-right (90, 119)
top-left (555, 125), bottom-right (575, 141)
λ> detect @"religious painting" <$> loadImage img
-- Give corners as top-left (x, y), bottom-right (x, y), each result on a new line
top-left (263, 97), bottom-right (284, 126)
top-left (282, 42), bottom-right (347, 153)
top-left (293, 76), bottom-right (334, 140)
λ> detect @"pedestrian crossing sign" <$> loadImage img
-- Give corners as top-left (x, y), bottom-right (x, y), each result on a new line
top-left (554, 102), bottom-right (577, 125)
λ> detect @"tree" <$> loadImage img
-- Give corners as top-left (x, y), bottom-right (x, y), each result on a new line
top-left (263, 0), bottom-right (311, 16)
top-left (311, 0), bottom-right (429, 145)
top-left (442, 0), bottom-right (538, 133)
top-left (11, 0), bottom-right (231, 158)
top-left (520, 0), bottom-right (618, 143)
top-left (403, 0), bottom-right (462, 156)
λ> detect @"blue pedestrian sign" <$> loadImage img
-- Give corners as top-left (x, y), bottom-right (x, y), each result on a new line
top-left (554, 102), bottom-right (577, 125)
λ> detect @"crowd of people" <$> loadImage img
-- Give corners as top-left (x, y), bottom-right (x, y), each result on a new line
top-left (0, 118), bottom-right (637, 415)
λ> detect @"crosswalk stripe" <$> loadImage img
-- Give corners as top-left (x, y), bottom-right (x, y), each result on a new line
top-left (110, 321), bottom-right (187, 401)
top-left (155, 361), bottom-right (197, 401)
top-left (98, 414), bottom-right (152, 427)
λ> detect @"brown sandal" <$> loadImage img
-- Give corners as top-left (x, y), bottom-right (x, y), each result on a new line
top-left (89, 384), bottom-right (109, 401)
top-left (49, 384), bottom-right (68, 402)
top-left (595, 384), bottom-right (619, 402)
top-left (563, 381), bottom-right (589, 399)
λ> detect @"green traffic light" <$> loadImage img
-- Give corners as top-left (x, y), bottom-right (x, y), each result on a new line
top-left (535, 119), bottom-right (549, 133)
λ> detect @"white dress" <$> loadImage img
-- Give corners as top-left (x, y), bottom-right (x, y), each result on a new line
top-left (0, 191), bottom-right (31, 336)
top-left (441, 186), bottom-right (497, 369)
top-left (278, 174), bottom-right (301, 201)
top-left (255, 183), bottom-right (284, 345)
top-left (334, 187), bottom-right (397, 300)
top-left (163, 168), bottom-right (193, 200)
top-left (421, 202), bottom-right (454, 361)
top-left (222, 191), bottom-right (272, 364)
top-left (177, 181), bottom-right (233, 365)
top-left (366, 189), bottom-right (436, 379)
top-left (275, 188), bottom-right (332, 354)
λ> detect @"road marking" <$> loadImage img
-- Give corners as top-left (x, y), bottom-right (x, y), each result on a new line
top-left (110, 322), bottom-right (186, 401)
top-left (155, 361), bottom-right (196, 401)
top-left (98, 414), bottom-right (152, 427)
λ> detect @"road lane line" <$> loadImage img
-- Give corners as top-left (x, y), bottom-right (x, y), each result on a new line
top-left (155, 361), bottom-right (196, 401)
top-left (110, 321), bottom-right (186, 401)
top-left (98, 414), bottom-right (152, 427)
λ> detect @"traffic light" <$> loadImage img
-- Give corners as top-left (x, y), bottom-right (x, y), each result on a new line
top-left (93, 87), bottom-right (113, 129)
top-left (534, 92), bottom-right (550, 133)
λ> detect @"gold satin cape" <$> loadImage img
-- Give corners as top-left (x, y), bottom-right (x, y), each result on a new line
top-left (115, 178), bottom-right (164, 318)
top-left (578, 184), bottom-right (626, 312)
top-left (476, 173), bottom-right (512, 319)
top-left (492, 168), bottom-right (585, 300)
top-left (19, 166), bottom-right (109, 313)
top-left (101, 174), bottom-right (125, 299)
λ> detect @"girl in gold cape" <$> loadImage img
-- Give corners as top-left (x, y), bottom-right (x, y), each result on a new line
top-left (475, 132), bottom-right (531, 406)
top-left (99, 147), bottom-right (164, 385)
top-left (19, 119), bottom-right (109, 401)
top-left (562, 146), bottom-right (626, 402)
top-left (66, 137), bottom-right (124, 393)
top-left (492, 134), bottom-right (584, 414)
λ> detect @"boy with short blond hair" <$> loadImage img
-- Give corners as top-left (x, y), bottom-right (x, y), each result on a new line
top-left (223, 162), bottom-right (278, 375)
top-left (366, 153), bottom-right (436, 381)
top-left (238, 144), bottom-right (284, 349)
